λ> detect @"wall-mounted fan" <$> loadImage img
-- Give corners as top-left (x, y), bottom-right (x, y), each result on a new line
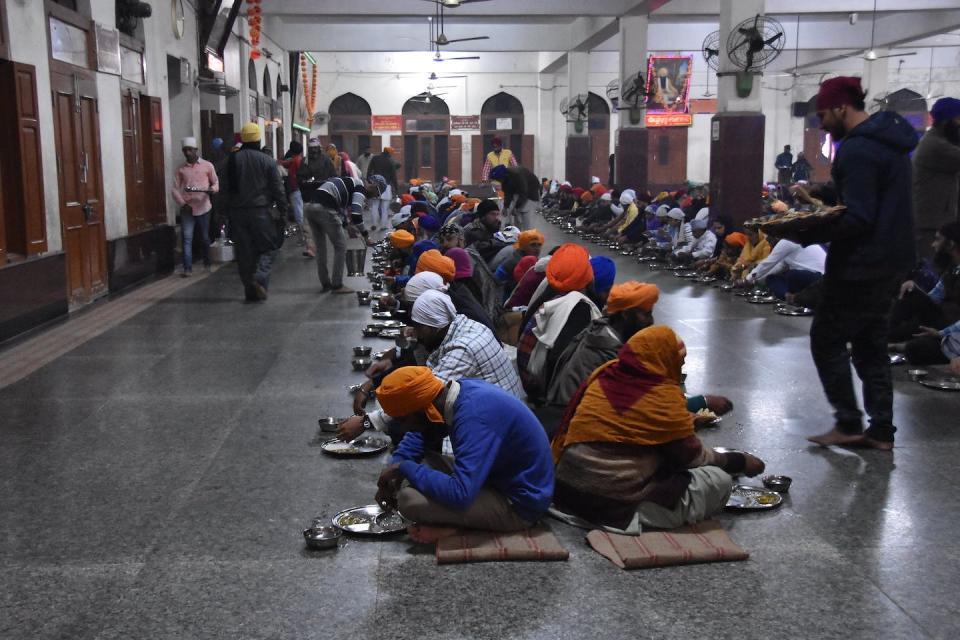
top-left (619, 72), bottom-right (646, 124)
top-left (559, 97), bottom-right (569, 118)
top-left (312, 111), bottom-right (330, 125)
top-left (702, 30), bottom-right (720, 72)
top-left (566, 93), bottom-right (588, 133)
top-left (725, 14), bottom-right (785, 96)
top-left (605, 79), bottom-right (620, 110)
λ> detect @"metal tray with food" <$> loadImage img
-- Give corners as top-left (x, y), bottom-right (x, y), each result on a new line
top-left (378, 328), bottom-right (403, 338)
top-left (332, 505), bottom-right (409, 536)
top-left (758, 205), bottom-right (846, 238)
top-left (725, 484), bottom-right (784, 511)
top-left (320, 435), bottom-right (391, 457)
top-left (746, 295), bottom-right (779, 304)
top-left (918, 377), bottom-right (960, 391)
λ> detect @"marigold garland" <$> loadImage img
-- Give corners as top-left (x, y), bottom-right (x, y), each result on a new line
top-left (247, 0), bottom-right (262, 60)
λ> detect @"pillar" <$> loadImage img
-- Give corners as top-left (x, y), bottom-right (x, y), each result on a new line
top-left (564, 51), bottom-right (591, 188)
top-left (615, 15), bottom-right (649, 189)
top-left (709, 0), bottom-right (766, 227)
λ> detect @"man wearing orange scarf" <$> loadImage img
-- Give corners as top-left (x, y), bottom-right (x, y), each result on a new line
top-left (551, 327), bottom-right (765, 532)
top-left (373, 367), bottom-right (554, 543)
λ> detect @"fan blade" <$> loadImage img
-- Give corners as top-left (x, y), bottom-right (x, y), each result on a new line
top-left (433, 36), bottom-right (489, 44)
top-left (764, 33), bottom-right (783, 46)
top-left (445, 56), bottom-right (480, 61)
top-left (460, 0), bottom-right (496, 3)
top-left (705, 47), bottom-right (718, 57)
top-left (873, 51), bottom-right (917, 59)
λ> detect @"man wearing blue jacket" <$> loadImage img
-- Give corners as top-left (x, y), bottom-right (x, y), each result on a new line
top-left (803, 77), bottom-right (919, 450)
top-left (373, 367), bottom-right (554, 543)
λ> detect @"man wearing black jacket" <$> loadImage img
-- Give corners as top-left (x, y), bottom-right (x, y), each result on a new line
top-left (220, 123), bottom-right (288, 302)
top-left (490, 164), bottom-right (540, 230)
top-left (803, 77), bottom-right (919, 450)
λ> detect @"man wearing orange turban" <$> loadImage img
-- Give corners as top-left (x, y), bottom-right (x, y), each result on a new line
top-left (546, 243), bottom-right (593, 293)
top-left (372, 367), bottom-right (554, 543)
top-left (550, 326), bottom-right (765, 532)
top-left (488, 229), bottom-right (545, 287)
top-left (389, 230), bottom-right (415, 250)
top-left (415, 249), bottom-right (456, 283)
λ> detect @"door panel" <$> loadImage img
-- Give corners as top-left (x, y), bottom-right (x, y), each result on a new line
top-left (122, 90), bottom-right (145, 232)
top-left (589, 130), bottom-right (609, 186)
top-left (447, 135), bottom-right (461, 185)
top-left (52, 70), bottom-right (106, 305)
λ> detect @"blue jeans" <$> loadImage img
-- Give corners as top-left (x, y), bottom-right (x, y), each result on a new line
top-left (289, 189), bottom-right (304, 225)
top-left (765, 269), bottom-right (822, 299)
top-left (182, 211), bottom-right (211, 272)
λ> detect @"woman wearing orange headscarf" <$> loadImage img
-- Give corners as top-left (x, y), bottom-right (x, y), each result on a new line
top-left (551, 326), bottom-right (765, 532)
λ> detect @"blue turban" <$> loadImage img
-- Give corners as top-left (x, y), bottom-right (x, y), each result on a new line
top-left (489, 164), bottom-right (509, 182)
top-left (419, 215), bottom-right (441, 232)
top-left (212, 137), bottom-right (224, 150)
top-left (931, 97), bottom-right (960, 125)
top-left (369, 174), bottom-right (388, 194)
top-left (409, 239), bottom-right (441, 271)
top-left (589, 256), bottom-right (616, 293)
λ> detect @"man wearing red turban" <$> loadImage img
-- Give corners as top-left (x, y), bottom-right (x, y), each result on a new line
top-left (803, 76), bottom-right (919, 450)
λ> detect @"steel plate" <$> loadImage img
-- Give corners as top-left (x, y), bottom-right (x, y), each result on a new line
top-left (320, 435), bottom-right (391, 457)
top-left (725, 485), bottom-right (784, 510)
top-left (332, 504), bottom-right (409, 536)
top-left (774, 305), bottom-right (815, 316)
top-left (918, 378), bottom-right (960, 391)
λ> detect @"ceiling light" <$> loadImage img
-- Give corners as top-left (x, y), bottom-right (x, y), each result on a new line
top-left (865, 49), bottom-right (877, 60)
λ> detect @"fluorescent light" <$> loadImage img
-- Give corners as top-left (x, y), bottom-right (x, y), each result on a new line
top-left (303, 52), bottom-right (317, 65)
top-left (865, 50), bottom-right (877, 60)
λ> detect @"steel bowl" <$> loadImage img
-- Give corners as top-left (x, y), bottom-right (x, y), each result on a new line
top-left (371, 282), bottom-right (384, 291)
top-left (762, 475), bottom-right (793, 493)
top-left (908, 368), bottom-right (928, 381)
top-left (303, 526), bottom-right (341, 550)
top-left (352, 357), bottom-right (372, 371)
top-left (356, 290), bottom-right (371, 300)
top-left (318, 417), bottom-right (341, 432)
top-left (352, 345), bottom-right (372, 357)
top-left (361, 327), bottom-right (380, 337)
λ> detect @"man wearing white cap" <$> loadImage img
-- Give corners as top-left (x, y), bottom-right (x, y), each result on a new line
top-left (665, 207), bottom-right (693, 252)
top-left (675, 217), bottom-right (717, 263)
top-left (172, 136), bottom-right (219, 276)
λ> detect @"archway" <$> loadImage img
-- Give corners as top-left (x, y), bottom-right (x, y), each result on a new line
top-left (400, 94), bottom-right (451, 183)
top-left (328, 92), bottom-right (374, 160)
top-left (247, 58), bottom-right (259, 119)
top-left (473, 92), bottom-right (529, 180)
top-left (587, 92), bottom-right (610, 185)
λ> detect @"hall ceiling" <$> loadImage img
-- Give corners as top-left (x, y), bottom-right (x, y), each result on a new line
top-left (261, 0), bottom-right (960, 71)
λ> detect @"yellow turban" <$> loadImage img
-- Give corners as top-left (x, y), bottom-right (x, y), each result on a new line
top-left (415, 249), bottom-right (456, 283)
top-left (515, 229), bottom-right (545, 249)
top-left (377, 366), bottom-right (445, 423)
top-left (241, 122), bottom-right (261, 143)
top-left (410, 179), bottom-right (422, 187)
top-left (389, 230), bottom-right (415, 249)
top-left (606, 281), bottom-right (660, 314)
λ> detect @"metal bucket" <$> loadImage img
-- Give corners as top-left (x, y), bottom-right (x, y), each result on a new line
top-left (345, 248), bottom-right (367, 277)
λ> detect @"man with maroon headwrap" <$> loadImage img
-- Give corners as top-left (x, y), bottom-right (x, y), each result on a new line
top-left (800, 77), bottom-right (919, 450)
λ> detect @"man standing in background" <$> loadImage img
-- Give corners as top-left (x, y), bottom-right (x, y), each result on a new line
top-left (172, 137), bottom-right (219, 277)
top-left (775, 144), bottom-right (793, 186)
top-left (912, 97), bottom-right (960, 260)
top-left (480, 136), bottom-right (518, 184)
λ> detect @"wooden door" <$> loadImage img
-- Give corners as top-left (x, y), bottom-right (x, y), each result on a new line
top-left (52, 70), bottom-right (107, 305)
top-left (447, 135), bottom-right (462, 185)
top-left (589, 130), bottom-right (609, 185)
top-left (122, 89), bottom-right (145, 232)
top-left (648, 127), bottom-right (688, 191)
top-left (471, 134), bottom-right (483, 184)
top-left (389, 135), bottom-right (404, 183)
top-left (275, 126), bottom-right (284, 161)
top-left (140, 96), bottom-right (165, 225)
top-left (522, 135), bottom-right (535, 174)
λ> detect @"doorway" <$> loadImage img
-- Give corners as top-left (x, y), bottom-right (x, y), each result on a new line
top-left (51, 69), bottom-right (107, 306)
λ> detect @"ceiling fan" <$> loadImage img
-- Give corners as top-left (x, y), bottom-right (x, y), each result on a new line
top-left (420, 0), bottom-right (494, 7)
top-left (428, 2), bottom-right (489, 47)
top-left (409, 89), bottom-right (448, 104)
top-left (840, 0), bottom-right (916, 61)
top-left (429, 71), bottom-right (467, 80)
top-left (433, 51), bottom-right (479, 62)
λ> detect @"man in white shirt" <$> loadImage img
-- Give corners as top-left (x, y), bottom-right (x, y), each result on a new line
top-left (745, 234), bottom-right (826, 299)
top-left (675, 218), bottom-right (716, 263)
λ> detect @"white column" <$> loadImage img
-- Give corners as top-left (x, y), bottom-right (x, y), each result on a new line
top-left (862, 48), bottom-right (889, 99)
top-left (716, 0), bottom-right (765, 114)
top-left (618, 15), bottom-right (648, 128)
top-left (567, 51), bottom-right (590, 136)
top-left (537, 72), bottom-right (557, 180)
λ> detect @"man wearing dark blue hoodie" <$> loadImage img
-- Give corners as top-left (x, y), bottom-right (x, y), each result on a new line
top-left (803, 77), bottom-right (919, 451)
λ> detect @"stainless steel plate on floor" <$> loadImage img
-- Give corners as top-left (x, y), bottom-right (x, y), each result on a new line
top-left (725, 485), bottom-right (784, 510)
top-left (332, 504), bottom-right (408, 536)
top-left (918, 377), bottom-right (960, 391)
top-left (371, 312), bottom-right (393, 320)
top-left (320, 435), bottom-right (391, 457)
top-left (647, 263), bottom-right (667, 271)
top-left (746, 295), bottom-right (778, 304)
top-left (695, 276), bottom-right (718, 284)
top-left (888, 353), bottom-right (907, 365)
top-left (774, 305), bottom-right (815, 316)
top-left (719, 283), bottom-right (737, 292)
top-left (378, 328), bottom-right (402, 338)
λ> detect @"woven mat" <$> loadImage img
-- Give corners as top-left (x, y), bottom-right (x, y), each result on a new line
top-left (585, 520), bottom-right (748, 570)
top-left (436, 525), bottom-right (570, 564)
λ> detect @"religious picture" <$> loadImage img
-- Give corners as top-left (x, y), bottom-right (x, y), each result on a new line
top-left (645, 54), bottom-right (694, 127)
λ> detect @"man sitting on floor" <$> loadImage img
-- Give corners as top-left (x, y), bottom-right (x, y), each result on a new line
top-left (340, 289), bottom-right (522, 441)
top-left (743, 232), bottom-right (826, 300)
top-left (550, 326), bottom-right (765, 533)
top-left (373, 367), bottom-right (554, 543)
top-left (674, 217), bottom-right (717, 264)
top-left (891, 222), bottom-right (960, 373)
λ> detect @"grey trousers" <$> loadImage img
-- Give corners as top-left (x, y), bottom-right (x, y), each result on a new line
top-left (397, 452), bottom-right (534, 532)
top-left (507, 199), bottom-right (538, 230)
top-left (633, 466), bottom-right (734, 530)
top-left (305, 204), bottom-right (346, 288)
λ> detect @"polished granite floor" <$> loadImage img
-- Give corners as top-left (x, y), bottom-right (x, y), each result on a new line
top-left (2, 220), bottom-right (959, 640)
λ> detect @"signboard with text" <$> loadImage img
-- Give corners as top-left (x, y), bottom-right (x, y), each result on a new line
top-left (372, 115), bottom-right (403, 131)
top-left (450, 115), bottom-right (480, 130)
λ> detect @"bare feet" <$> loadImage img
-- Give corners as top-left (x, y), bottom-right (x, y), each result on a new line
top-left (807, 428), bottom-right (866, 447)
top-left (407, 524), bottom-right (460, 544)
top-left (331, 286), bottom-right (354, 294)
top-left (847, 437), bottom-right (895, 451)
